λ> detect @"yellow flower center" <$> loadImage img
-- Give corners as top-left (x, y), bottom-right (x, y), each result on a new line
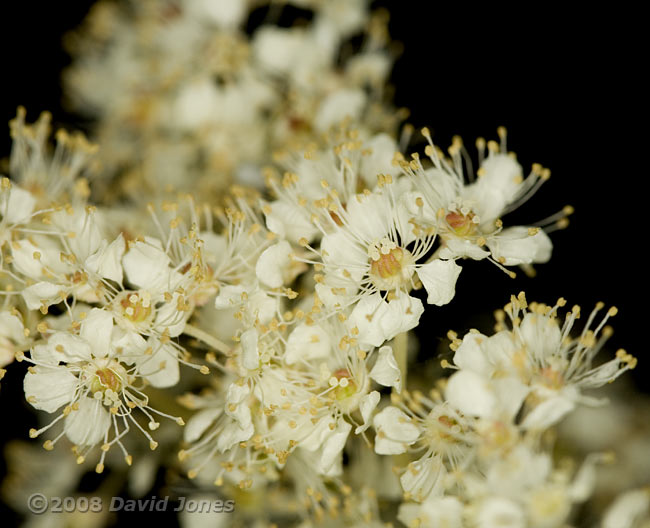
top-left (445, 211), bottom-right (477, 237)
top-left (119, 292), bottom-right (153, 324)
top-left (91, 367), bottom-right (122, 394)
top-left (368, 238), bottom-right (414, 291)
top-left (539, 367), bottom-right (564, 390)
top-left (370, 247), bottom-right (404, 279)
top-left (332, 368), bottom-right (357, 401)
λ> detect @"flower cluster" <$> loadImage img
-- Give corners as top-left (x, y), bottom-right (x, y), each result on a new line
top-left (0, 1), bottom-right (644, 527)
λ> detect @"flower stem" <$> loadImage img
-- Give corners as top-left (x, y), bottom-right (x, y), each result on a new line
top-left (393, 331), bottom-right (408, 391)
top-left (183, 324), bottom-right (231, 355)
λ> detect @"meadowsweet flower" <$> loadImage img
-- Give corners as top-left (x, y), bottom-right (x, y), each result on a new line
top-left (400, 129), bottom-right (565, 277)
top-left (262, 129), bottom-right (400, 244)
top-left (0, 0), bottom-right (643, 524)
top-left (446, 293), bottom-right (636, 430)
top-left (7, 108), bottom-right (97, 206)
top-left (22, 308), bottom-right (185, 470)
top-left (299, 181), bottom-right (461, 346)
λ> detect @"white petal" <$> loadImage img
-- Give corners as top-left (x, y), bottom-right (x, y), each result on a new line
top-left (214, 284), bottom-right (246, 309)
top-left (348, 293), bottom-right (424, 348)
top-left (300, 418), bottom-right (334, 452)
top-left (484, 330), bottom-right (519, 368)
top-left (122, 237), bottom-right (172, 290)
top-left (85, 234), bottom-right (125, 283)
top-left (320, 230), bottom-right (367, 282)
top-left (398, 497), bottom-right (463, 528)
top-left (248, 289), bottom-right (278, 324)
top-left (184, 408), bottom-right (222, 443)
top-left (569, 455), bottom-right (599, 502)
top-left (24, 367), bottom-right (77, 413)
top-left (400, 453), bottom-right (445, 499)
top-left (200, 232), bottom-right (228, 268)
top-left (453, 332), bottom-right (491, 374)
top-left (46, 332), bottom-right (93, 363)
top-left (355, 391), bottom-right (380, 434)
top-left (10, 240), bottom-right (47, 279)
top-left (314, 88), bottom-right (366, 132)
top-left (417, 259), bottom-right (462, 306)
top-left (285, 323), bottom-right (331, 365)
top-left (519, 312), bottom-right (562, 360)
top-left (137, 341), bottom-right (180, 388)
top-left (602, 489), bottom-right (650, 528)
top-left (521, 394), bottom-right (575, 430)
top-left (253, 27), bottom-right (304, 75)
top-left (347, 294), bottom-right (385, 348)
top-left (64, 397), bottom-right (111, 446)
top-left (369, 346), bottom-right (402, 392)
top-left (0, 311), bottom-right (25, 343)
top-left (79, 308), bottom-right (114, 359)
top-left (343, 191), bottom-right (392, 244)
top-left (491, 377), bottom-right (530, 422)
top-left (438, 238), bottom-right (490, 260)
top-left (373, 406), bottom-right (420, 455)
top-left (216, 420), bottom-right (254, 452)
top-left (446, 370), bottom-right (497, 418)
top-left (52, 209), bottom-right (103, 259)
top-left (2, 186), bottom-right (36, 224)
top-left (476, 497), bottom-right (526, 528)
top-left (468, 154), bottom-right (524, 222)
top-left (172, 79), bottom-right (219, 130)
top-left (154, 292), bottom-right (189, 337)
top-left (264, 201), bottom-right (319, 243)
top-left (377, 295), bottom-right (424, 345)
top-left (359, 133), bottom-right (400, 186)
top-left (240, 328), bottom-right (259, 370)
top-left (317, 421), bottom-right (351, 474)
top-left (111, 329), bottom-right (147, 365)
top-left (486, 226), bottom-right (553, 265)
top-left (225, 382), bottom-right (252, 429)
top-left (255, 240), bottom-right (292, 288)
top-left (22, 282), bottom-right (64, 310)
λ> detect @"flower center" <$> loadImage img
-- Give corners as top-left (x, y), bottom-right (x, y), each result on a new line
top-left (445, 210), bottom-right (478, 237)
top-left (368, 238), bottom-right (413, 290)
top-left (539, 367), bottom-right (564, 390)
top-left (424, 413), bottom-right (461, 445)
top-left (332, 368), bottom-right (357, 401)
top-left (117, 291), bottom-right (153, 324)
top-left (90, 366), bottom-right (123, 394)
top-left (371, 247), bottom-right (403, 279)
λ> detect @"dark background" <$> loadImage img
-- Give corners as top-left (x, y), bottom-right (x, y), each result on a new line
top-left (0, 1), bottom-right (645, 525)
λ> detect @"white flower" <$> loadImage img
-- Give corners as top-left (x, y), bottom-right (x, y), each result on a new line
top-left (306, 183), bottom-right (459, 346)
top-left (447, 293), bottom-right (636, 430)
top-left (401, 129), bottom-right (563, 277)
top-left (23, 308), bottom-right (184, 469)
top-left (262, 131), bottom-right (401, 244)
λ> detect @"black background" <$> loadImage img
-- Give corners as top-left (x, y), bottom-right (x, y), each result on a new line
top-left (0, 1), bottom-right (645, 525)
